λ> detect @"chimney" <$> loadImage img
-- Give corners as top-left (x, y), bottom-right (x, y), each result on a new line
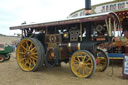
top-left (85, 0), bottom-right (92, 15)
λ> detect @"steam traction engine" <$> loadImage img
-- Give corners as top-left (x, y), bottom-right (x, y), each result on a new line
top-left (10, 0), bottom-right (121, 78)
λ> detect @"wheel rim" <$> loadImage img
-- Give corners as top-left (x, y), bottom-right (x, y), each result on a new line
top-left (0, 56), bottom-right (4, 62)
top-left (71, 51), bottom-right (94, 78)
top-left (96, 50), bottom-right (108, 72)
top-left (17, 39), bottom-right (38, 71)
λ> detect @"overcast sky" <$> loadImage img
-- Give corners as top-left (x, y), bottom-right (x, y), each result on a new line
top-left (0, 0), bottom-right (114, 35)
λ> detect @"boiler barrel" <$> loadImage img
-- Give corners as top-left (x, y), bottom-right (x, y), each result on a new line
top-left (59, 42), bottom-right (97, 57)
top-left (59, 43), bottom-right (80, 52)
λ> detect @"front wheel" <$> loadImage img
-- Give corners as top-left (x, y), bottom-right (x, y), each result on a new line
top-left (70, 50), bottom-right (96, 78)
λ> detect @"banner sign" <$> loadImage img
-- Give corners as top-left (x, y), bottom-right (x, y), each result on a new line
top-left (95, 1), bottom-right (128, 13)
top-left (67, 10), bottom-right (85, 18)
top-left (123, 55), bottom-right (128, 79)
top-left (68, 0), bottom-right (128, 18)
top-left (124, 56), bottom-right (128, 74)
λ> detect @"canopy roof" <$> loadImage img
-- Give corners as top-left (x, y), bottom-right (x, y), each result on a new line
top-left (10, 12), bottom-right (111, 30)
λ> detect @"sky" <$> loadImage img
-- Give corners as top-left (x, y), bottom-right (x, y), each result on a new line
top-left (0, 0), bottom-right (114, 35)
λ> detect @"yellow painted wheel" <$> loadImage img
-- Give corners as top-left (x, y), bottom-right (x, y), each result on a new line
top-left (96, 49), bottom-right (109, 72)
top-left (70, 50), bottom-right (96, 78)
top-left (16, 38), bottom-right (44, 71)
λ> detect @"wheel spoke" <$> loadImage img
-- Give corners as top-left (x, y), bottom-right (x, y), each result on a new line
top-left (29, 58), bottom-right (35, 68)
top-left (23, 59), bottom-right (29, 68)
top-left (74, 59), bottom-right (79, 63)
top-left (85, 63), bottom-right (92, 67)
top-left (72, 63), bottom-right (80, 71)
top-left (32, 60), bottom-right (36, 66)
top-left (76, 56), bottom-right (81, 62)
top-left (20, 58), bottom-right (26, 62)
top-left (33, 55), bottom-right (38, 58)
top-left (82, 68), bottom-right (85, 75)
top-left (77, 67), bottom-right (82, 73)
top-left (25, 41), bottom-right (29, 49)
top-left (19, 52), bottom-right (26, 55)
top-left (31, 56), bottom-right (37, 60)
top-left (29, 58), bottom-right (33, 63)
top-left (29, 42), bottom-right (33, 50)
top-left (31, 47), bottom-right (36, 52)
top-left (21, 45), bottom-right (27, 51)
top-left (31, 53), bottom-right (38, 56)
top-left (23, 62), bottom-right (27, 67)
top-left (29, 63), bottom-right (32, 68)
top-left (100, 61), bottom-right (106, 65)
top-left (84, 67), bottom-right (90, 74)
top-left (72, 63), bottom-right (79, 68)
top-left (28, 59), bottom-right (32, 68)
top-left (85, 57), bottom-right (90, 63)
top-left (82, 55), bottom-right (87, 62)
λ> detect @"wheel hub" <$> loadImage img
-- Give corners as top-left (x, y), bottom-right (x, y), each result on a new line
top-left (0, 56), bottom-right (4, 62)
top-left (26, 51), bottom-right (31, 56)
top-left (79, 62), bottom-right (84, 67)
top-left (0, 57), bottom-right (2, 60)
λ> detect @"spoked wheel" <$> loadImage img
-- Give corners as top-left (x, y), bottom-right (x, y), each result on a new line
top-left (96, 49), bottom-right (109, 72)
top-left (70, 50), bottom-right (96, 78)
top-left (0, 55), bottom-right (5, 63)
top-left (45, 47), bottom-right (58, 67)
top-left (16, 38), bottom-right (44, 72)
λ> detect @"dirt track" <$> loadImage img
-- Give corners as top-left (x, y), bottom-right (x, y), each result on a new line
top-left (0, 36), bottom-right (128, 85)
top-left (0, 55), bottom-right (128, 85)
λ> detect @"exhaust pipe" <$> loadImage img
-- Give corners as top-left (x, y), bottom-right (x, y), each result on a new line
top-left (85, 0), bottom-right (92, 15)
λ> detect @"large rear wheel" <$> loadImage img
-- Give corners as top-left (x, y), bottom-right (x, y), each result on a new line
top-left (16, 38), bottom-right (44, 71)
top-left (70, 50), bottom-right (96, 78)
top-left (96, 49), bottom-right (109, 72)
